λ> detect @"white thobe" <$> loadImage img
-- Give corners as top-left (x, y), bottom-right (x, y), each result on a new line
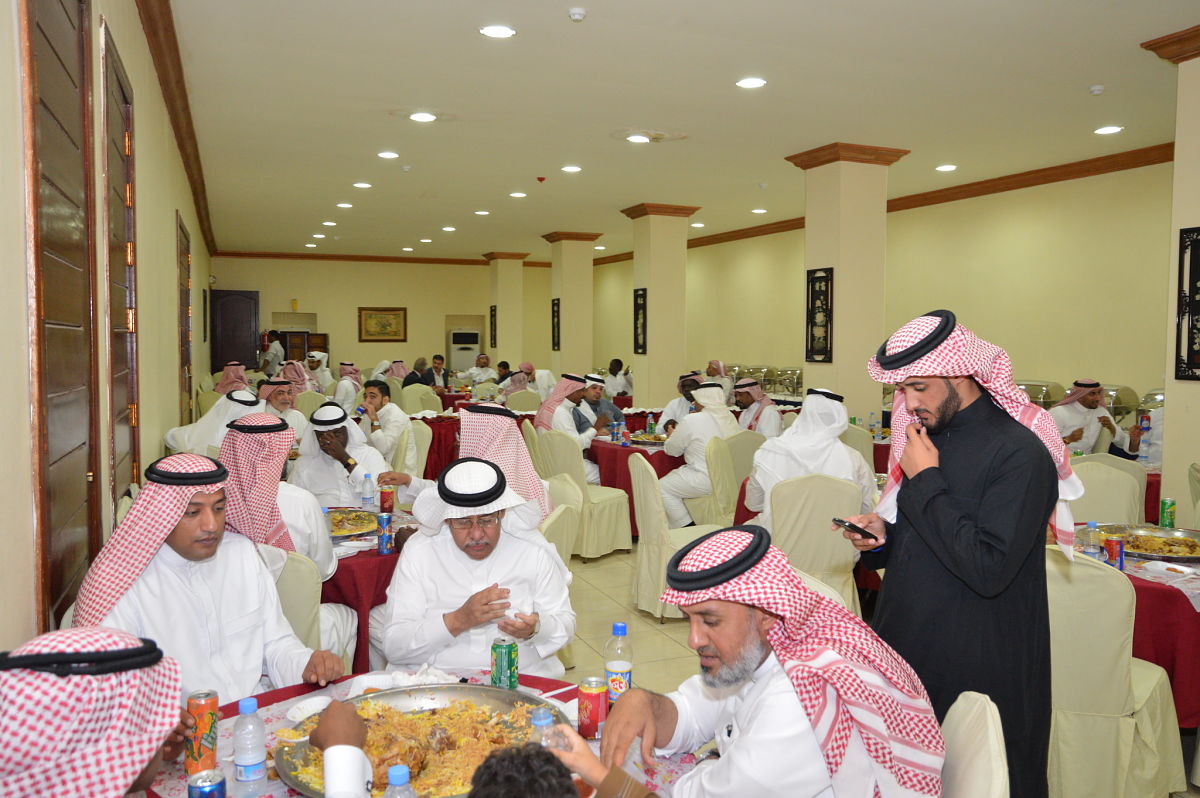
top-left (460, 366), bottom-right (499, 385)
top-left (100, 533), bottom-right (313, 702)
top-left (554, 400), bottom-right (600, 484)
top-left (358, 402), bottom-right (415, 470)
top-left (266, 406), bottom-right (307, 444)
top-left (605, 373), bottom-right (632, 397)
top-left (1050, 402), bottom-right (1133, 455)
top-left (661, 413), bottom-right (722, 528)
top-left (660, 654), bottom-right (835, 797)
top-left (288, 447), bottom-right (389, 507)
top-left (660, 396), bottom-right (693, 428)
top-left (379, 531), bottom-right (575, 677)
top-left (738, 403), bottom-right (784, 438)
top-left (333, 379), bottom-right (359, 414)
top-left (745, 444), bottom-right (877, 527)
top-left (260, 340), bottom-right (285, 376)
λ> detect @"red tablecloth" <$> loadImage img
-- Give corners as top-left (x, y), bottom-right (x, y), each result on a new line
top-left (734, 477), bottom-right (754, 525)
top-left (1129, 571), bottom-right (1200, 726)
top-left (613, 395), bottom-right (633, 409)
top-left (423, 416), bottom-right (460, 479)
top-left (322, 549), bottom-right (402, 673)
top-left (441, 391), bottom-right (470, 410)
top-left (1146, 472), bottom-right (1162, 524)
top-left (589, 440), bottom-right (681, 538)
top-left (873, 442), bottom-right (889, 473)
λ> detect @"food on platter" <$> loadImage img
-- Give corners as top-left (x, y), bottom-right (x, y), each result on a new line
top-left (328, 509), bottom-right (379, 537)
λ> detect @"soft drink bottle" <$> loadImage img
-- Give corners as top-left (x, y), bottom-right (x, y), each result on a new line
top-left (603, 622), bottom-right (633, 705)
top-left (232, 698), bottom-right (268, 797)
top-left (382, 765), bottom-right (418, 798)
top-left (646, 413), bottom-right (656, 435)
top-left (529, 706), bottom-right (569, 750)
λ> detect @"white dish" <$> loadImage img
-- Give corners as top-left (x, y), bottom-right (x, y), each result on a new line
top-left (337, 538), bottom-right (377, 551)
top-left (286, 695), bottom-right (332, 725)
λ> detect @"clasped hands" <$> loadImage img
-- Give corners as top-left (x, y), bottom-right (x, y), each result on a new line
top-left (443, 583), bottom-right (539, 640)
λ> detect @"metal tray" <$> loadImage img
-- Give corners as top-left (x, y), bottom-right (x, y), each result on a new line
top-left (1092, 524), bottom-right (1200, 563)
top-left (274, 684), bottom-right (571, 798)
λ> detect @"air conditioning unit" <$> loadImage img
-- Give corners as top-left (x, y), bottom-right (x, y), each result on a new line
top-left (447, 329), bottom-right (481, 372)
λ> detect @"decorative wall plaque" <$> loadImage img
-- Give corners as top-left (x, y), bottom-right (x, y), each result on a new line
top-left (633, 288), bottom-right (647, 355)
top-left (805, 268), bottom-right (832, 362)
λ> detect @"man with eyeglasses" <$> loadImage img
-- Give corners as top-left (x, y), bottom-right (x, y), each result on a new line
top-left (376, 458), bottom-right (575, 676)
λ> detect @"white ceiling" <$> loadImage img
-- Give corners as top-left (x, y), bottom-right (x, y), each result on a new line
top-left (171, 0), bottom-right (1196, 261)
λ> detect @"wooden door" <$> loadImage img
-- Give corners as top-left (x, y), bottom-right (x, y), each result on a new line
top-left (177, 216), bottom-right (192, 424)
top-left (282, 331), bottom-right (309, 362)
top-left (210, 289), bottom-right (259, 367)
top-left (27, 0), bottom-right (99, 628)
top-left (104, 34), bottom-right (138, 499)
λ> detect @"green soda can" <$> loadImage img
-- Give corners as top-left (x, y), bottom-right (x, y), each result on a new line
top-left (1160, 498), bottom-right (1177, 529)
top-left (490, 636), bottom-right (518, 689)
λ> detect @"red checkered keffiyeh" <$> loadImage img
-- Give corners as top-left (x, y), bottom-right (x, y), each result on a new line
top-left (384, 360), bottom-right (410, 379)
top-left (338, 362), bottom-right (362, 391)
top-left (734, 377), bottom-right (775, 431)
top-left (1053, 378), bottom-right (1104, 408)
top-left (74, 454), bottom-right (229, 627)
top-left (219, 413), bottom-right (296, 551)
top-left (214, 361), bottom-right (249, 394)
top-left (661, 528), bottom-right (944, 797)
top-left (533, 374), bottom-right (585, 430)
top-left (460, 404), bottom-right (551, 520)
top-left (867, 311), bottom-right (1078, 553)
top-left (258, 379), bottom-right (291, 402)
top-left (500, 370), bottom-right (529, 398)
top-left (279, 361), bottom-right (309, 394)
top-left (0, 627), bottom-right (182, 796)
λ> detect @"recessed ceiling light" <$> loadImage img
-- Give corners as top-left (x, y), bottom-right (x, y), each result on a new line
top-left (353, 182), bottom-right (372, 188)
top-left (1094, 125), bottom-right (1124, 135)
top-left (378, 151), bottom-right (400, 159)
top-left (480, 24), bottom-right (516, 38)
top-left (691, 222), bottom-right (705, 228)
top-left (626, 134), bottom-right (650, 144)
top-left (442, 226), bottom-right (456, 232)
top-left (402, 247), bottom-right (414, 252)
top-left (935, 164), bottom-right (957, 172)
top-left (561, 165), bottom-right (582, 173)
top-left (305, 243), bottom-right (317, 248)
top-left (322, 221), bottom-right (336, 226)
top-left (419, 238), bottom-right (432, 243)
top-left (594, 246), bottom-right (606, 251)
top-left (409, 112), bottom-right (437, 123)
top-left (312, 234), bottom-right (326, 238)
top-left (336, 202), bottom-right (353, 208)
top-left (736, 77), bottom-right (767, 89)
top-left (474, 210), bottom-right (490, 215)
top-left (751, 208), bottom-right (767, 214)
top-left (509, 192), bottom-right (527, 198)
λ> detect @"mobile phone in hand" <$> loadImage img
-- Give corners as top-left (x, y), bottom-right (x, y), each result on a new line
top-left (832, 517), bottom-right (878, 541)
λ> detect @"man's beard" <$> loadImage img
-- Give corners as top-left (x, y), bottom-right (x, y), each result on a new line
top-left (701, 633), bottom-right (769, 689)
top-left (923, 379), bottom-right (962, 433)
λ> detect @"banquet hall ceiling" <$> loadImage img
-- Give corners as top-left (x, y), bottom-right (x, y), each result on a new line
top-left (170, 0), bottom-right (1197, 260)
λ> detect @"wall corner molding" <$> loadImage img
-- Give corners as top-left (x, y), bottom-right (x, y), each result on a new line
top-left (1142, 25), bottom-right (1200, 64)
top-left (785, 142), bottom-right (910, 170)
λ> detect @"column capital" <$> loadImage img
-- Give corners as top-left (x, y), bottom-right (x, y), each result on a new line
top-left (541, 232), bottom-right (603, 243)
top-left (620, 203), bottom-right (702, 220)
top-left (481, 251), bottom-right (529, 261)
top-left (1141, 25), bottom-right (1200, 64)
top-left (785, 142), bottom-right (910, 170)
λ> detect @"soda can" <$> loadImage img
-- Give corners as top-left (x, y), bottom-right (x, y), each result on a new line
top-left (1160, 498), bottom-right (1177, 529)
top-left (491, 636), bottom-right (519, 689)
top-left (1102, 534), bottom-right (1125, 571)
top-left (377, 527), bottom-right (396, 555)
top-left (188, 770), bottom-right (226, 798)
top-left (577, 676), bottom-right (607, 739)
top-left (379, 485), bottom-right (395, 513)
top-left (184, 690), bottom-right (219, 775)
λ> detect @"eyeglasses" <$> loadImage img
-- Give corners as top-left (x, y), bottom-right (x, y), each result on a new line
top-left (448, 513), bottom-right (501, 531)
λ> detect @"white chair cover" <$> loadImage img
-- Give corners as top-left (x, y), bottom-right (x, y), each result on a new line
top-left (725, 429), bottom-right (766, 484)
top-left (384, 377), bottom-right (405, 402)
top-left (539, 504), bottom-right (579, 571)
top-left (472, 381), bottom-right (500, 400)
top-left (1073, 453), bottom-right (1147, 523)
top-left (293, 390), bottom-right (326, 418)
top-left (683, 436), bottom-right (737, 527)
top-left (196, 390), bottom-right (221, 417)
top-left (276, 551), bottom-right (321, 651)
top-left (1071, 461), bottom-right (1140, 525)
top-left (506, 390), bottom-right (542, 412)
top-left (1188, 462), bottom-right (1200, 509)
top-left (838, 424), bottom-right (874, 470)
top-left (389, 427), bottom-right (412, 473)
top-left (410, 420), bottom-right (432, 477)
top-left (521, 419), bottom-right (548, 478)
top-left (941, 691), bottom-right (1009, 798)
top-left (400, 383), bottom-right (440, 415)
top-left (539, 430), bottom-right (632, 558)
top-left (782, 411), bottom-right (797, 429)
top-left (198, 372), bottom-right (215, 392)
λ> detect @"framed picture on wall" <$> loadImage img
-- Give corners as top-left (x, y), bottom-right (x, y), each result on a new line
top-left (1175, 226), bottom-right (1200, 380)
top-left (805, 268), bottom-right (832, 362)
top-left (489, 305), bottom-right (497, 349)
top-left (357, 306), bottom-right (408, 342)
top-left (551, 298), bottom-right (560, 351)
top-left (633, 288), bottom-right (647, 354)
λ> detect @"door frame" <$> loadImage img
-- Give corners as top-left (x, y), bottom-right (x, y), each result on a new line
top-left (177, 212), bottom-right (192, 424)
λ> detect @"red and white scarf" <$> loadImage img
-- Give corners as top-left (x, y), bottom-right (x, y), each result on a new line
top-left (279, 361), bottom-right (310, 395)
top-left (533, 374), bottom-right (585, 430)
top-left (734, 377), bottom-right (775, 431)
top-left (1053, 378), bottom-right (1104, 408)
top-left (215, 361), bottom-right (249, 394)
top-left (338, 362), bottom-right (362, 391)
top-left (384, 360), bottom-right (410, 379)
top-left (661, 529), bottom-right (944, 797)
top-left (460, 404), bottom-right (551, 520)
top-left (219, 413), bottom-right (296, 551)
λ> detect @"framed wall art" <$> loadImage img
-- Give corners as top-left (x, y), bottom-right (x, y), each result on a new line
top-left (633, 288), bottom-right (647, 354)
top-left (551, 298), bottom-right (560, 351)
top-left (805, 268), bottom-right (832, 362)
top-left (357, 306), bottom-right (408, 342)
top-left (489, 304), bottom-right (497, 349)
top-left (1175, 226), bottom-right (1200, 380)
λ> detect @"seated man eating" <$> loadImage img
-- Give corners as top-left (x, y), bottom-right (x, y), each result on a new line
top-left (73, 453), bottom-right (343, 702)
top-left (289, 401), bottom-right (389, 507)
top-left (377, 458), bottom-right (575, 677)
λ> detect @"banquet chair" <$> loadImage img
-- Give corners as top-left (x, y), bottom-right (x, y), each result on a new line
top-left (683, 436), bottom-right (737, 527)
top-left (725, 429), bottom-right (766, 484)
top-left (1073, 453), bottom-right (1147, 523)
top-left (198, 372), bottom-right (215, 392)
top-left (546, 474), bottom-right (584, 558)
top-left (839, 424), bottom-right (875, 470)
top-left (400, 383), bottom-right (441, 414)
top-left (940, 691), bottom-right (1008, 798)
top-left (409, 420), bottom-right (432, 477)
top-left (196, 389), bottom-right (221, 416)
top-left (539, 503), bottom-right (579, 571)
top-left (539, 430), bottom-right (632, 559)
top-left (782, 411), bottom-right (797, 430)
top-left (1044, 546), bottom-right (1184, 798)
top-left (243, 370), bottom-right (266, 386)
top-left (768, 474), bottom-right (863, 615)
top-left (113, 494), bottom-right (133, 529)
top-left (276, 551), bottom-right (322, 652)
top-left (384, 377), bottom-right (405, 401)
top-left (388, 428), bottom-right (412, 473)
top-left (1092, 424), bottom-right (1115, 455)
top-left (520, 419), bottom-right (549, 478)
top-left (1189, 462), bottom-right (1200, 509)
top-left (505, 390), bottom-right (542, 412)
top-left (472, 381), bottom-right (500, 400)
top-left (628, 453), bottom-right (722, 619)
top-left (1071, 461), bottom-right (1140, 525)
top-left (293, 390), bottom-right (326, 418)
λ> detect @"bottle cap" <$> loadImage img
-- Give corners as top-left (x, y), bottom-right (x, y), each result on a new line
top-left (365, 473), bottom-right (372, 479)
top-left (1087, 521), bottom-right (1098, 528)
top-left (388, 764), bottom-right (410, 786)
top-left (238, 697), bottom-right (258, 715)
top-left (612, 621), bottom-right (627, 636)
top-left (530, 706), bottom-right (553, 726)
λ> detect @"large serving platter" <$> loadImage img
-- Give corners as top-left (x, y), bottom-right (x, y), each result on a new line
top-left (275, 684), bottom-right (571, 798)
top-left (1093, 524), bottom-right (1200, 563)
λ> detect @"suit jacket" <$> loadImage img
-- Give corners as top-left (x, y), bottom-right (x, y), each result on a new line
top-left (422, 368), bottom-right (449, 388)
top-left (573, 397), bottom-right (625, 434)
top-left (402, 371), bottom-right (425, 388)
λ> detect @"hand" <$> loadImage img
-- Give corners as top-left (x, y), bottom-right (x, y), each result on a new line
top-left (550, 724), bottom-right (609, 787)
top-left (445, 584), bottom-right (510, 636)
top-left (594, 413), bottom-right (612, 433)
top-left (899, 423), bottom-right (938, 478)
top-left (600, 688), bottom-right (658, 770)
top-left (1128, 424), bottom-right (1144, 443)
top-left (377, 471), bottom-right (412, 487)
top-left (309, 700), bottom-right (366, 751)
top-left (302, 650), bottom-right (345, 686)
top-left (433, 385), bottom-right (446, 396)
top-left (1064, 427), bottom-right (1084, 444)
top-left (497, 611), bottom-right (538, 640)
top-left (316, 431), bottom-right (350, 463)
top-left (364, 403), bottom-right (379, 422)
top-left (1098, 415), bottom-right (1116, 434)
top-left (160, 708), bottom-right (195, 761)
top-left (838, 512), bottom-right (887, 551)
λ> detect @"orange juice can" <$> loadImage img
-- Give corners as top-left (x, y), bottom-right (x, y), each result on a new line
top-left (577, 676), bottom-right (607, 739)
top-left (184, 689), bottom-right (219, 774)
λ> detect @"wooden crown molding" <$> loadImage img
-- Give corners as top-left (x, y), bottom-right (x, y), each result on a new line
top-left (134, 0), bottom-right (217, 255)
top-left (619, 203), bottom-right (702, 219)
top-left (687, 217), bottom-right (806, 248)
top-left (786, 142), bottom-right (911, 170)
top-left (1142, 25), bottom-right (1200, 64)
top-left (215, 250), bottom-right (551, 268)
top-left (482, 251), bottom-right (530, 261)
top-left (541, 231), bottom-right (603, 243)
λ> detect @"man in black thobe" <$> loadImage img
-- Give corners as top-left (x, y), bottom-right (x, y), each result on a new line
top-left (844, 310), bottom-right (1065, 798)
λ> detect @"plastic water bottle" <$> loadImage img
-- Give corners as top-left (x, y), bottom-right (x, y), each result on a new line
top-left (646, 413), bottom-right (656, 435)
top-left (1082, 521), bottom-right (1104, 561)
top-left (869, 411), bottom-right (881, 442)
top-left (361, 473), bottom-right (376, 510)
top-left (603, 622), bottom-right (633, 706)
top-left (232, 697), bottom-right (268, 797)
top-left (383, 765), bottom-right (418, 798)
top-left (1137, 415), bottom-right (1151, 467)
top-left (530, 706), bottom-right (569, 750)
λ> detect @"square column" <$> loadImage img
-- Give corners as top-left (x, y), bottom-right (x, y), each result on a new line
top-left (621, 203), bottom-right (701, 407)
top-left (543, 232), bottom-right (602, 374)
top-left (787, 143), bottom-right (908, 420)
top-left (483, 252), bottom-right (528, 363)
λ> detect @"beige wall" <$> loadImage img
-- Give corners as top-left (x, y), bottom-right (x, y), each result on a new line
top-left (521, 267), bottom-right (552, 368)
top-left (593, 259), bottom-right (634, 368)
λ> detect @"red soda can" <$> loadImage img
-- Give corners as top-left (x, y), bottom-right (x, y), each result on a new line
top-left (379, 485), bottom-right (395, 514)
top-left (1102, 534), bottom-right (1125, 571)
top-left (184, 690), bottom-right (219, 775)
top-left (577, 676), bottom-right (607, 739)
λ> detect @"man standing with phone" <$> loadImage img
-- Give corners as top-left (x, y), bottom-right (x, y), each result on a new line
top-left (840, 310), bottom-right (1078, 798)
